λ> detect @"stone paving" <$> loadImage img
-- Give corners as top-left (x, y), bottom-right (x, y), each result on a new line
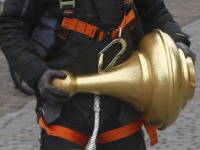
top-left (164, 0), bottom-right (200, 27)
top-left (0, 55), bottom-right (35, 117)
top-left (0, 101), bottom-right (39, 150)
top-left (0, 0), bottom-right (200, 150)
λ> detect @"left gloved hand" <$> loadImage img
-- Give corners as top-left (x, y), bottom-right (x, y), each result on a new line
top-left (37, 70), bottom-right (70, 104)
top-left (176, 42), bottom-right (196, 64)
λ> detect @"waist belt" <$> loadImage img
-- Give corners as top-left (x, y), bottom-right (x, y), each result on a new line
top-left (38, 116), bottom-right (158, 148)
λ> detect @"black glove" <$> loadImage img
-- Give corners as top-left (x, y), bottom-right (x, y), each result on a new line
top-left (37, 70), bottom-right (70, 104)
top-left (176, 42), bottom-right (196, 64)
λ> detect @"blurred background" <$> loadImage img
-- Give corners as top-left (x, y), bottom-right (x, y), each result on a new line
top-left (0, 0), bottom-right (200, 149)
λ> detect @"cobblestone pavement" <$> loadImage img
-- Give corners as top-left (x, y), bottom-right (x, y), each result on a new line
top-left (0, 53), bottom-right (35, 117)
top-left (164, 0), bottom-right (200, 27)
top-left (0, 0), bottom-right (200, 150)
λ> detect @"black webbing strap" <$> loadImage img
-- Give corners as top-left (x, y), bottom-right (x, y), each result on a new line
top-left (124, 0), bottom-right (133, 14)
top-left (44, 27), bottom-right (70, 62)
top-left (124, 0), bottom-right (139, 48)
top-left (133, 4), bottom-right (145, 42)
top-left (44, 0), bottom-right (74, 63)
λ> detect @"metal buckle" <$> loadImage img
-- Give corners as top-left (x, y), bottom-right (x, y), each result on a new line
top-left (105, 28), bottom-right (115, 40)
top-left (94, 28), bottom-right (105, 41)
top-left (95, 28), bottom-right (115, 41)
top-left (37, 107), bottom-right (45, 118)
top-left (60, 0), bottom-right (75, 9)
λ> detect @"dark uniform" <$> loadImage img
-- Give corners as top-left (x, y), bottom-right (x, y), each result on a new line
top-left (0, 0), bottom-right (191, 149)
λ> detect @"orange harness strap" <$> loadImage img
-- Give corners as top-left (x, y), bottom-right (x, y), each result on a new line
top-left (144, 122), bottom-right (158, 146)
top-left (96, 117), bottom-right (143, 143)
top-left (38, 116), bottom-right (157, 147)
top-left (61, 9), bottom-right (135, 41)
top-left (96, 117), bottom-right (158, 146)
top-left (38, 117), bottom-right (89, 148)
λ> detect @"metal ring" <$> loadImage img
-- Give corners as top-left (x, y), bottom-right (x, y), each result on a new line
top-left (119, 27), bottom-right (122, 39)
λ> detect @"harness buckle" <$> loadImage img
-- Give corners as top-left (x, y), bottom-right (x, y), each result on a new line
top-left (94, 28), bottom-right (115, 41)
top-left (105, 28), bottom-right (115, 40)
top-left (60, 0), bottom-right (75, 9)
top-left (37, 107), bottom-right (45, 122)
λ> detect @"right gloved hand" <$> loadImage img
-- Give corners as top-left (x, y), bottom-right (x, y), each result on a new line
top-left (37, 70), bottom-right (70, 104)
top-left (176, 42), bottom-right (196, 64)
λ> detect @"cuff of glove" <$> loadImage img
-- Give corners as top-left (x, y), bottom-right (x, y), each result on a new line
top-left (175, 38), bottom-right (191, 48)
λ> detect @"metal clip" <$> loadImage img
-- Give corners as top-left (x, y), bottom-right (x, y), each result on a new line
top-left (98, 38), bottom-right (127, 72)
top-left (60, 0), bottom-right (75, 9)
top-left (118, 27), bottom-right (122, 39)
top-left (37, 107), bottom-right (45, 118)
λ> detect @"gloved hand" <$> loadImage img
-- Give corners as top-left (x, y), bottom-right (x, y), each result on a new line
top-left (176, 42), bottom-right (196, 64)
top-left (37, 70), bottom-right (70, 104)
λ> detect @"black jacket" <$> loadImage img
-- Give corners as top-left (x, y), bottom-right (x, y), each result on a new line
top-left (0, 0), bottom-right (190, 88)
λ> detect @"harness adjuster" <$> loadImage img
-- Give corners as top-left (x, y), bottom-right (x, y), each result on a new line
top-left (60, 0), bottom-right (75, 9)
top-left (105, 28), bottom-right (115, 40)
top-left (94, 28), bottom-right (116, 41)
top-left (37, 107), bottom-right (45, 122)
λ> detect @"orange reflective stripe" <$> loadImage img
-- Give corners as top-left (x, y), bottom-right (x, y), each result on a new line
top-left (38, 117), bottom-right (89, 148)
top-left (96, 117), bottom-right (143, 143)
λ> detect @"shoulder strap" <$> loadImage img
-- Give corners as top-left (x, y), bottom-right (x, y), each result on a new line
top-left (124, 0), bottom-right (133, 14)
top-left (44, 0), bottom-right (75, 63)
top-left (124, 0), bottom-right (141, 48)
top-left (44, 0), bottom-right (139, 62)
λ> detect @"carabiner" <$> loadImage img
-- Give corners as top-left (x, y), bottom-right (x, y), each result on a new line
top-left (98, 37), bottom-right (127, 72)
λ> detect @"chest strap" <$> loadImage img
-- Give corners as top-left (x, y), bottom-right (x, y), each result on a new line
top-left (38, 116), bottom-right (158, 148)
top-left (44, 0), bottom-right (136, 62)
top-left (61, 9), bottom-right (135, 42)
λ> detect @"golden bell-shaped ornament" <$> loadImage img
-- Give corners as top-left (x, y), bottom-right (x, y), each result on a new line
top-left (52, 29), bottom-right (195, 130)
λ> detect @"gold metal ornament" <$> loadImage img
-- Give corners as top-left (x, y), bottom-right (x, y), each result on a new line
top-left (52, 29), bottom-right (195, 130)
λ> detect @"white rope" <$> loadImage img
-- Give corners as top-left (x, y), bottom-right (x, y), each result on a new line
top-left (87, 94), bottom-right (100, 150)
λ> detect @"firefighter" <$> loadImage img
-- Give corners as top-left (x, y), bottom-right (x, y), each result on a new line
top-left (0, 0), bottom-right (196, 149)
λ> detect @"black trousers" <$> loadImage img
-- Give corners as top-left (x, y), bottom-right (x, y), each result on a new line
top-left (39, 98), bottom-right (146, 150)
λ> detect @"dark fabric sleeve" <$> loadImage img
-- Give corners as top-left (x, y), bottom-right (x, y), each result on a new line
top-left (0, 0), bottom-right (49, 88)
top-left (135, 0), bottom-right (191, 47)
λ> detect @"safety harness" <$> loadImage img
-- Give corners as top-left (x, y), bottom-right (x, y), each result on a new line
top-left (44, 0), bottom-right (138, 62)
top-left (38, 113), bottom-right (158, 148)
top-left (40, 0), bottom-right (158, 148)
